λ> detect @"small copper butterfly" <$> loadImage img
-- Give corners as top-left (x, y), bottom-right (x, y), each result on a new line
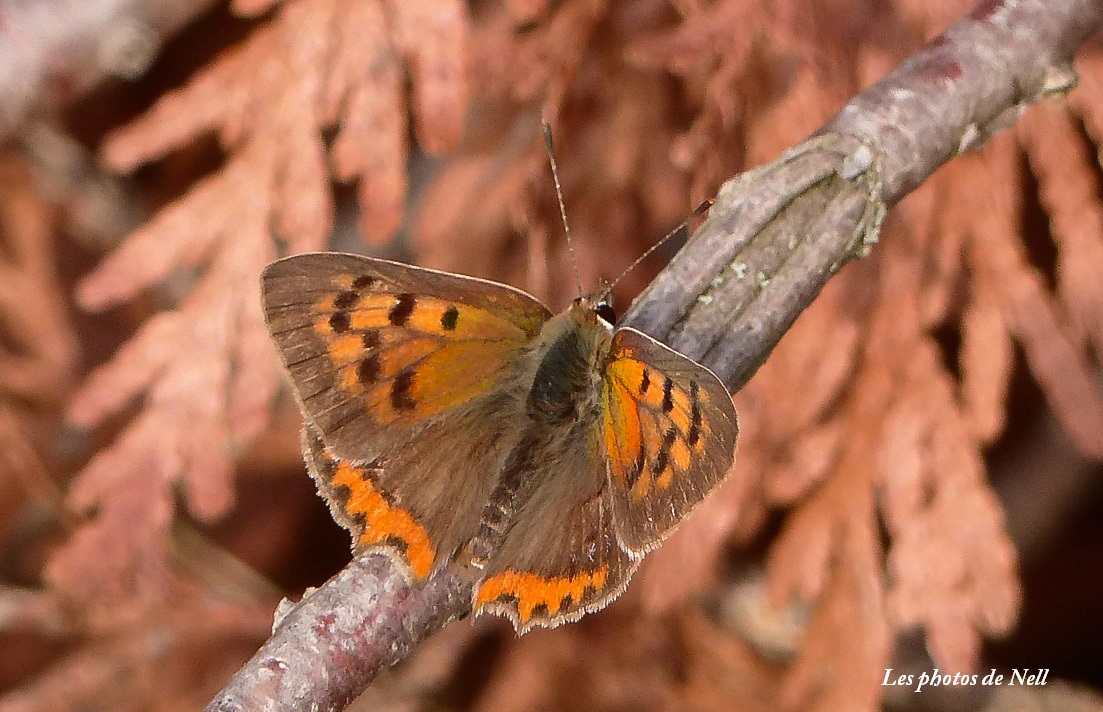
top-left (261, 252), bottom-right (738, 633)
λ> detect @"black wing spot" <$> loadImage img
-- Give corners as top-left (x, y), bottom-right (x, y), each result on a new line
top-left (662, 377), bottom-right (675, 413)
top-left (352, 274), bottom-right (376, 289)
top-left (530, 602), bottom-right (550, 618)
top-left (330, 478), bottom-right (352, 502)
top-left (441, 305), bottom-right (460, 331)
top-left (389, 293), bottom-right (417, 326)
top-left (626, 441), bottom-right (647, 488)
top-left (651, 447), bottom-right (669, 478)
top-left (391, 369), bottom-right (417, 410)
top-left (358, 355), bottom-right (381, 384)
top-left (334, 290), bottom-right (359, 309)
top-left (687, 381), bottom-right (702, 446)
top-left (362, 328), bottom-right (382, 350)
top-left (374, 483), bottom-right (397, 506)
top-left (560, 593), bottom-right (574, 611)
top-left (382, 535), bottom-right (410, 555)
top-left (329, 311), bottom-right (351, 333)
top-left (315, 449), bottom-right (338, 479)
top-left (652, 427), bottom-right (678, 476)
top-left (639, 368), bottom-right (651, 396)
top-left (495, 592), bottom-right (520, 605)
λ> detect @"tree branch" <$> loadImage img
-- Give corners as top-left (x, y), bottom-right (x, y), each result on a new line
top-left (206, 0), bottom-right (1103, 709)
top-left (208, 554), bottom-right (472, 712)
top-left (624, 0), bottom-right (1102, 390)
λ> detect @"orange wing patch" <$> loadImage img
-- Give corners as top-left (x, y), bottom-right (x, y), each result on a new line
top-left (601, 376), bottom-right (642, 483)
top-left (475, 568), bottom-right (610, 625)
top-left (310, 283), bottom-right (539, 425)
top-left (330, 461), bottom-right (436, 579)
top-left (602, 355), bottom-right (712, 502)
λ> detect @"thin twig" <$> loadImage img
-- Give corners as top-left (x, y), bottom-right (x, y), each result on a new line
top-left (206, 0), bottom-right (1103, 709)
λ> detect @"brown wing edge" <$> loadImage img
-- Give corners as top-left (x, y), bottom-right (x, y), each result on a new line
top-left (261, 252), bottom-right (552, 331)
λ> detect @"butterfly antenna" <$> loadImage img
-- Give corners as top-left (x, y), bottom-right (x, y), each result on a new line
top-left (542, 122), bottom-right (583, 295)
top-left (602, 198), bottom-right (714, 300)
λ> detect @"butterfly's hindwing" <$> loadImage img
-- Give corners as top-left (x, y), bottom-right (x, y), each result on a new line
top-left (472, 421), bottom-right (637, 633)
top-left (302, 423), bottom-right (437, 578)
top-left (600, 328), bottom-right (738, 556)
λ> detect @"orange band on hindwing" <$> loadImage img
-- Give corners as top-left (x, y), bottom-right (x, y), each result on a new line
top-left (475, 568), bottom-right (610, 624)
top-left (331, 462), bottom-right (436, 579)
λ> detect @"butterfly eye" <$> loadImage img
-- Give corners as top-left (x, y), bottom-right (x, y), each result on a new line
top-left (595, 302), bottom-right (616, 324)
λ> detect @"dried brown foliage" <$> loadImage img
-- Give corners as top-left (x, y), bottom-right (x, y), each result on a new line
top-left (55, 0), bottom-right (469, 629)
top-left (2, 0), bottom-right (1103, 710)
top-left (0, 155), bottom-right (78, 413)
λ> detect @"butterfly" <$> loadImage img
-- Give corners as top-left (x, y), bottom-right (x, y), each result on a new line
top-left (261, 252), bottom-right (738, 633)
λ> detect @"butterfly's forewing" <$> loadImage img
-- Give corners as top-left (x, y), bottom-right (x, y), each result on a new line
top-left (262, 253), bottom-right (551, 463)
top-left (266, 253), bottom-right (552, 577)
top-left (472, 421), bottom-right (638, 633)
top-left (600, 328), bottom-right (738, 556)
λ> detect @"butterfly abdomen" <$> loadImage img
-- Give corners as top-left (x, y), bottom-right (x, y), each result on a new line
top-left (470, 428), bottom-right (545, 568)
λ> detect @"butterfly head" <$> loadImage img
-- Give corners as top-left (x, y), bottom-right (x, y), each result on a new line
top-left (569, 294), bottom-right (617, 329)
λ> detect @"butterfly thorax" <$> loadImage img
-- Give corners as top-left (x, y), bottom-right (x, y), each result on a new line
top-left (525, 298), bottom-right (614, 424)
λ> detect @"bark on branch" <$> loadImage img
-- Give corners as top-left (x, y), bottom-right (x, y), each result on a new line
top-left (625, 0), bottom-right (1101, 390)
top-left (207, 0), bottom-right (1103, 709)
